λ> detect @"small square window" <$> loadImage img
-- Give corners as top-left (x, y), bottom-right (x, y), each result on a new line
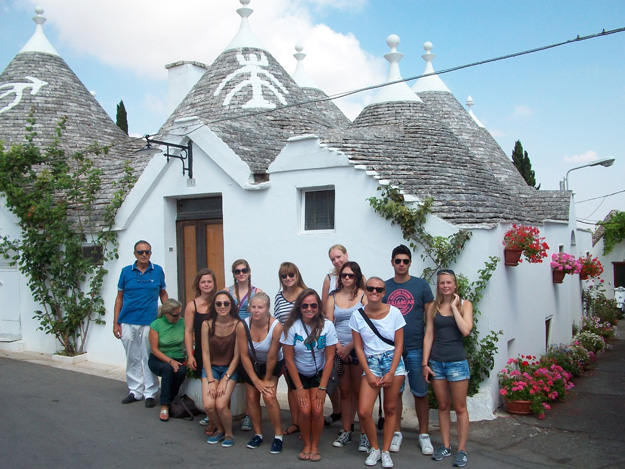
top-left (303, 188), bottom-right (335, 231)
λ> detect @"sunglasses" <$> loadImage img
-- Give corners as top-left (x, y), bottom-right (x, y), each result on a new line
top-left (233, 268), bottom-right (249, 275)
top-left (366, 286), bottom-right (385, 293)
top-left (166, 311), bottom-right (181, 318)
top-left (280, 272), bottom-right (296, 279)
top-left (437, 269), bottom-right (455, 276)
top-left (340, 273), bottom-right (356, 279)
top-left (393, 258), bottom-right (410, 265)
top-left (301, 303), bottom-right (318, 310)
top-left (135, 250), bottom-right (151, 255)
top-left (215, 301), bottom-right (231, 308)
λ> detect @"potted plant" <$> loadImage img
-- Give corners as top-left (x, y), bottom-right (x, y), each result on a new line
top-left (578, 254), bottom-right (604, 280)
top-left (502, 224), bottom-right (549, 266)
top-left (550, 252), bottom-right (582, 283)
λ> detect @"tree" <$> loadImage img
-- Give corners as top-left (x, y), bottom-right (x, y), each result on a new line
top-left (598, 211), bottom-right (625, 255)
top-left (0, 118), bottom-right (136, 355)
top-left (116, 100), bottom-right (128, 135)
top-left (511, 140), bottom-right (540, 189)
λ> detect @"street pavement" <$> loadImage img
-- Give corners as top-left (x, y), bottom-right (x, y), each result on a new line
top-left (1, 320), bottom-right (624, 468)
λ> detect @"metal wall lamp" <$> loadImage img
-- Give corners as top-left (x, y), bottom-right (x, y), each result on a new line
top-left (137, 135), bottom-right (193, 179)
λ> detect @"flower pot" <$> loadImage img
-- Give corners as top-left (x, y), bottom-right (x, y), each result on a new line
top-left (552, 270), bottom-right (566, 284)
top-left (505, 399), bottom-right (532, 415)
top-left (504, 248), bottom-right (523, 266)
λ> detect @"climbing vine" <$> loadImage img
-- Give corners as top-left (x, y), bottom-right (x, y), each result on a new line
top-left (368, 185), bottom-right (502, 395)
top-left (0, 117), bottom-right (136, 355)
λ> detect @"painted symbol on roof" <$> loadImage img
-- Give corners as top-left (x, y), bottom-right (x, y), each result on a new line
top-left (214, 52), bottom-right (288, 109)
top-left (0, 76), bottom-right (48, 115)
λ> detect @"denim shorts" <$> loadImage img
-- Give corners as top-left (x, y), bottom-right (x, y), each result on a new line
top-left (403, 349), bottom-right (429, 397)
top-left (366, 350), bottom-right (407, 392)
top-left (201, 365), bottom-right (240, 382)
top-left (429, 359), bottom-right (470, 382)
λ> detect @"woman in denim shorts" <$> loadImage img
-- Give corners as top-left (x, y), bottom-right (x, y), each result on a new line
top-left (422, 270), bottom-right (473, 467)
top-left (350, 277), bottom-right (407, 469)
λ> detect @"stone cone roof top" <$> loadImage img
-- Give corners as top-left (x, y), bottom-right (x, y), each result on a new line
top-left (160, 46), bottom-right (340, 173)
top-left (325, 100), bottom-right (523, 227)
top-left (0, 9), bottom-right (147, 227)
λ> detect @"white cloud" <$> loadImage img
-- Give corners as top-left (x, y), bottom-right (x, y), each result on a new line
top-left (563, 150), bottom-right (600, 163)
top-left (511, 105), bottom-right (533, 117)
top-left (27, 0), bottom-right (386, 120)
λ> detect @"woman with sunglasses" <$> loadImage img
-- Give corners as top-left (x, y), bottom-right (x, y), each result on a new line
top-left (325, 261), bottom-right (367, 449)
top-left (236, 292), bottom-right (285, 454)
top-left (202, 291), bottom-right (241, 448)
top-left (281, 289), bottom-right (338, 463)
top-left (148, 298), bottom-right (186, 422)
top-left (422, 270), bottom-right (473, 468)
top-left (226, 259), bottom-right (264, 320)
top-left (350, 278), bottom-right (407, 468)
top-left (274, 262), bottom-right (308, 436)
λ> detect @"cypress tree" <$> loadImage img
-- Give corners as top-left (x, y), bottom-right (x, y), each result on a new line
top-left (512, 140), bottom-right (540, 189)
top-left (116, 100), bottom-right (128, 135)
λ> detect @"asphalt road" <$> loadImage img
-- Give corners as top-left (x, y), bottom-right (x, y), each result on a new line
top-left (1, 322), bottom-right (624, 468)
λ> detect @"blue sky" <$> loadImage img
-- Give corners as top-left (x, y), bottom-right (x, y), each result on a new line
top-left (1, 0), bottom-right (624, 226)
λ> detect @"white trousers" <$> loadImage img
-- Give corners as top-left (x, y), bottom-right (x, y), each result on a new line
top-left (121, 323), bottom-right (158, 399)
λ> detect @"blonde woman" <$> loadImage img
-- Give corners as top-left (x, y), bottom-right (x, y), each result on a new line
top-left (148, 299), bottom-right (186, 422)
top-left (422, 270), bottom-right (473, 468)
top-left (236, 293), bottom-right (285, 454)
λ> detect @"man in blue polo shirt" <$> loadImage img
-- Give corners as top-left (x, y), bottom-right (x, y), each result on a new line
top-left (383, 244), bottom-right (434, 455)
top-left (113, 240), bottom-right (168, 407)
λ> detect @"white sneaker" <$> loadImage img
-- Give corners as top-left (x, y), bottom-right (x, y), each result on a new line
top-left (389, 432), bottom-right (402, 453)
top-left (333, 430), bottom-right (352, 447)
top-left (359, 433), bottom-right (371, 452)
top-left (381, 450), bottom-right (394, 468)
top-left (419, 433), bottom-right (434, 455)
top-left (241, 415), bottom-right (252, 431)
top-left (365, 448), bottom-right (381, 466)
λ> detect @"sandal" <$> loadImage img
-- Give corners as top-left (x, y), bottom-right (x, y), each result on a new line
top-left (204, 422), bottom-right (217, 436)
top-left (309, 453), bottom-right (322, 463)
top-left (159, 408), bottom-right (169, 422)
top-left (283, 424), bottom-right (300, 435)
top-left (297, 452), bottom-right (310, 461)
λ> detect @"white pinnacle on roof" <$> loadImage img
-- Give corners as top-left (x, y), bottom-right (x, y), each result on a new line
top-left (370, 35), bottom-right (421, 105)
top-left (466, 95), bottom-right (485, 128)
top-left (291, 44), bottom-right (320, 89)
top-left (412, 42), bottom-right (450, 93)
top-left (19, 6), bottom-right (60, 56)
top-left (224, 0), bottom-right (266, 51)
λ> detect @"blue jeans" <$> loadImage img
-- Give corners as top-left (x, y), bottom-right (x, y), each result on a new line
top-left (403, 349), bottom-right (429, 397)
top-left (147, 353), bottom-right (186, 405)
top-left (203, 364), bottom-right (240, 382)
top-left (429, 359), bottom-right (470, 382)
top-left (366, 350), bottom-right (406, 392)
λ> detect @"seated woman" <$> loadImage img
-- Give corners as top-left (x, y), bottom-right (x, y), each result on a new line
top-left (148, 298), bottom-right (186, 422)
top-left (202, 291), bottom-right (241, 448)
top-left (281, 289), bottom-right (338, 463)
top-left (236, 292), bottom-right (285, 454)
top-left (423, 269), bottom-right (473, 468)
top-left (350, 277), bottom-right (407, 469)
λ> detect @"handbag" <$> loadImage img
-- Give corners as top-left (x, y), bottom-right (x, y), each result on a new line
top-left (240, 319), bottom-right (262, 376)
top-left (303, 323), bottom-right (339, 395)
top-left (170, 394), bottom-right (199, 420)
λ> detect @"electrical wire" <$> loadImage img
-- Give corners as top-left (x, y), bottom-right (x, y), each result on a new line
top-left (576, 189), bottom-right (625, 203)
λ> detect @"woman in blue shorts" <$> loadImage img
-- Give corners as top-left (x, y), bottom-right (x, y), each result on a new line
top-left (350, 277), bottom-right (407, 469)
top-left (422, 270), bottom-right (473, 468)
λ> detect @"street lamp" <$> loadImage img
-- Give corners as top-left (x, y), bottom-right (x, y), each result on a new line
top-left (136, 135), bottom-right (193, 179)
top-left (562, 157), bottom-right (615, 190)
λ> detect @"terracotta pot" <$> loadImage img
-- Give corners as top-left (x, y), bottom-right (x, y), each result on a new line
top-left (505, 399), bottom-right (532, 415)
top-left (552, 270), bottom-right (566, 284)
top-left (503, 248), bottom-right (523, 266)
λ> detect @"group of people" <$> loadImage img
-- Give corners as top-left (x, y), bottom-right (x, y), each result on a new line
top-left (113, 241), bottom-right (473, 467)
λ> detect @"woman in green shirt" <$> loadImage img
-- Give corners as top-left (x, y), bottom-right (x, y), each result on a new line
top-left (148, 298), bottom-right (186, 421)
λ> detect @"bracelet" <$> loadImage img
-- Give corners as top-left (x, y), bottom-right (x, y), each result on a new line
top-left (422, 364), bottom-right (428, 367)
top-left (169, 359), bottom-right (172, 365)
top-left (208, 380), bottom-right (216, 384)
top-left (225, 373), bottom-right (231, 380)
top-left (318, 386), bottom-right (327, 391)
top-left (296, 386), bottom-right (304, 391)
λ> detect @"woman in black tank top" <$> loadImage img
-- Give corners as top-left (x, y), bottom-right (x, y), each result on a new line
top-left (422, 270), bottom-right (473, 467)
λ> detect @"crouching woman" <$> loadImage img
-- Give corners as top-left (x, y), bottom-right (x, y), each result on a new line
top-left (148, 298), bottom-right (186, 422)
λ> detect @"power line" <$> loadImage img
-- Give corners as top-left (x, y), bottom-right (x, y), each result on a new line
top-left (576, 189), bottom-right (625, 203)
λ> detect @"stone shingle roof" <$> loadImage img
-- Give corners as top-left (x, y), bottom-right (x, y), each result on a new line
top-left (160, 47), bottom-right (340, 174)
top-left (0, 51), bottom-right (148, 226)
